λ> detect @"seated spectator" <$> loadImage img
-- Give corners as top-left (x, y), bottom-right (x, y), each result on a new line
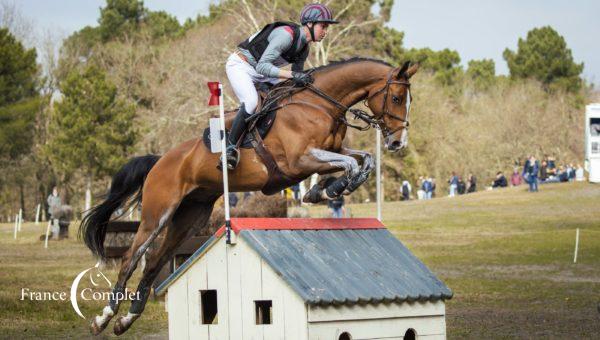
top-left (457, 176), bottom-right (466, 195)
top-left (492, 171), bottom-right (508, 188)
top-left (467, 174), bottom-right (477, 193)
top-left (558, 165), bottom-right (569, 182)
top-left (575, 164), bottom-right (585, 181)
top-left (510, 167), bottom-right (523, 186)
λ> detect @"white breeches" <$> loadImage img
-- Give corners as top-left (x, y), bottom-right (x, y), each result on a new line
top-left (225, 53), bottom-right (279, 114)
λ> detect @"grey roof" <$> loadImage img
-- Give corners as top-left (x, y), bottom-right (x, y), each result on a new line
top-left (239, 229), bottom-right (452, 306)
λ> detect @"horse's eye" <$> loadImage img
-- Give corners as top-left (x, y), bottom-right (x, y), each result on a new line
top-left (392, 96), bottom-right (400, 104)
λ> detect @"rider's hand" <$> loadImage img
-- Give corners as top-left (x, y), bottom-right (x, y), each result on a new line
top-left (292, 71), bottom-right (313, 87)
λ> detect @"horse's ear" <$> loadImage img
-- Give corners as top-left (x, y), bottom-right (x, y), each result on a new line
top-left (406, 62), bottom-right (419, 79)
top-left (396, 61), bottom-right (411, 79)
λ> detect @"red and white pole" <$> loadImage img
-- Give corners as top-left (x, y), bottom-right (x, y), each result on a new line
top-left (208, 82), bottom-right (232, 244)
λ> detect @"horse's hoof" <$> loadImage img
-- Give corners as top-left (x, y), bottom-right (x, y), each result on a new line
top-left (302, 184), bottom-right (323, 203)
top-left (113, 316), bottom-right (128, 336)
top-left (90, 318), bottom-right (107, 336)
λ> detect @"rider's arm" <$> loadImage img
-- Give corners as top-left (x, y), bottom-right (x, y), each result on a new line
top-left (256, 27), bottom-right (295, 79)
top-left (291, 47), bottom-right (309, 73)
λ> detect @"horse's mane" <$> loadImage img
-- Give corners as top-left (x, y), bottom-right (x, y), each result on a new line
top-left (307, 57), bottom-right (393, 74)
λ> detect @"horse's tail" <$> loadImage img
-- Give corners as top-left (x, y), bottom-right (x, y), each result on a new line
top-left (79, 154), bottom-right (161, 260)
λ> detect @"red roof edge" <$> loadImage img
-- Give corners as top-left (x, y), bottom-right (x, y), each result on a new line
top-left (215, 218), bottom-right (384, 237)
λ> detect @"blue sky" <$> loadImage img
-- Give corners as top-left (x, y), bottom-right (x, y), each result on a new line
top-left (15, 0), bottom-right (600, 85)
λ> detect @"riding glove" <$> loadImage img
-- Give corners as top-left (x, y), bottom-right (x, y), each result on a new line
top-left (292, 71), bottom-right (314, 87)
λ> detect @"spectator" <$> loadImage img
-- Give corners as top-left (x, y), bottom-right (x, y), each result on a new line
top-left (422, 177), bottom-right (433, 200)
top-left (546, 155), bottom-right (557, 176)
top-left (558, 165), bottom-right (569, 182)
top-left (416, 176), bottom-right (425, 200)
top-left (431, 177), bottom-right (437, 197)
top-left (400, 180), bottom-right (411, 201)
top-left (457, 176), bottom-right (466, 195)
top-left (522, 156), bottom-right (539, 192)
top-left (576, 164), bottom-right (585, 181)
top-left (510, 167), bottom-right (523, 186)
top-left (492, 171), bottom-right (508, 188)
top-left (228, 192), bottom-right (239, 207)
top-left (539, 160), bottom-right (548, 182)
top-left (47, 187), bottom-right (62, 240)
top-left (568, 163), bottom-right (576, 182)
top-left (448, 172), bottom-right (458, 197)
top-left (467, 174), bottom-right (477, 193)
top-left (290, 183), bottom-right (301, 205)
top-left (328, 196), bottom-right (345, 218)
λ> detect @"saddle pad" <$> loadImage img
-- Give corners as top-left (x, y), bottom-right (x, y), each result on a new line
top-left (202, 110), bottom-right (277, 149)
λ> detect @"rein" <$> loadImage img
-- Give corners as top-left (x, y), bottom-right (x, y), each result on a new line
top-left (248, 68), bottom-right (412, 137)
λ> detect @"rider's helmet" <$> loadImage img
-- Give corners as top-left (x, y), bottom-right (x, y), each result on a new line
top-left (300, 3), bottom-right (339, 25)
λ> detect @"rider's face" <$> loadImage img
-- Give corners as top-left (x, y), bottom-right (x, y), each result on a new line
top-left (312, 23), bottom-right (329, 41)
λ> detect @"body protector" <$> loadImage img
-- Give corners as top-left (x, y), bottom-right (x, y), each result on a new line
top-left (238, 21), bottom-right (308, 65)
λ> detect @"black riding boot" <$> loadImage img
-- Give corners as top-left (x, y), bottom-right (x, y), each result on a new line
top-left (221, 104), bottom-right (249, 170)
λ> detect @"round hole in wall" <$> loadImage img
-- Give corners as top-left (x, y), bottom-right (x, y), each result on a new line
top-left (404, 328), bottom-right (416, 340)
top-left (338, 331), bottom-right (352, 340)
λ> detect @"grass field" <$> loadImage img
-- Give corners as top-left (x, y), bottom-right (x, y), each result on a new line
top-left (1, 181), bottom-right (599, 339)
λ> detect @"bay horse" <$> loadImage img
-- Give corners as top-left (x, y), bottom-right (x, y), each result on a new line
top-left (81, 58), bottom-right (418, 335)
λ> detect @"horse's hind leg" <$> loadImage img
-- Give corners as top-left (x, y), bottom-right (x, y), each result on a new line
top-left (90, 205), bottom-right (175, 335)
top-left (113, 195), bottom-right (217, 335)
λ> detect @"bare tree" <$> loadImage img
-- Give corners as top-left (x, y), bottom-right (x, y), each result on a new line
top-left (0, 0), bottom-right (35, 47)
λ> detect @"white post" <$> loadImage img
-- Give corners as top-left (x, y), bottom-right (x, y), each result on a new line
top-left (376, 129), bottom-right (382, 221)
top-left (44, 221), bottom-right (51, 249)
top-left (573, 228), bottom-right (580, 263)
top-left (217, 83), bottom-right (233, 244)
top-left (13, 214), bottom-right (18, 239)
top-left (18, 208), bottom-right (23, 231)
top-left (35, 204), bottom-right (41, 224)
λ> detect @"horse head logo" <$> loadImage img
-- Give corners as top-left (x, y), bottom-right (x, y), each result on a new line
top-left (70, 262), bottom-right (111, 319)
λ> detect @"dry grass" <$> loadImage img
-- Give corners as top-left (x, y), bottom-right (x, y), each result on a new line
top-left (1, 181), bottom-right (598, 338)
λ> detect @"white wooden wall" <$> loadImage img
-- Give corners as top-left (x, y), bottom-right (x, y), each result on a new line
top-left (307, 301), bottom-right (446, 340)
top-left (167, 237), bottom-right (309, 340)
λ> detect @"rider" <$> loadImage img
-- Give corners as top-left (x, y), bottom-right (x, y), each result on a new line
top-left (222, 3), bottom-right (339, 170)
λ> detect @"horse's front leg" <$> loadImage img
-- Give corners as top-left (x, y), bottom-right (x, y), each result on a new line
top-left (298, 148), bottom-right (360, 203)
top-left (340, 147), bottom-right (374, 194)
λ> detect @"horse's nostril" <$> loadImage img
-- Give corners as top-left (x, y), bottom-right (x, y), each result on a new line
top-left (390, 141), bottom-right (401, 149)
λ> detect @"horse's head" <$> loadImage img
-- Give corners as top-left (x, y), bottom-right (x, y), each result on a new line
top-left (366, 61), bottom-right (419, 152)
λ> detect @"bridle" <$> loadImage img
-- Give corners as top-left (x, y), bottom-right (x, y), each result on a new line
top-left (305, 68), bottom-right (411, 137)
top-left (251, 67), bottom-right (412, 138)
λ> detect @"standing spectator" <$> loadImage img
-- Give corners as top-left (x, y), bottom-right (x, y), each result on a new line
top-left (510, 167), bottom-right (523, 186)
top-left (523, 156), bottom-right (539, 192)
top-left (47, 187), bottom-right (62, 240)
top-left (492, 172), bottom-right (508, 188)
top-left (416, 176), bottom-right (425, 200)
top-left (467, 174), bottom-right (477, 193)
top-left (400, 180), bottom-right (411, 201)
top-left (539, 160), bottom-right (548, 182)
top-left (448, 172), bottom-right (458, 197)
top-left (422, 177), bottom-right (433, 200)
top-left (457, 176), bottom-right (466, 195)
top-left (290, 183), bottom-right (301, 206)
top-left (568, 163), bottom-right (576, 182)
top-left (431, 178), bottom-right (437, 198)
top-left (228, 192), bottom-right (239, 207)
top-left (328, 196), bottom-right (345, 218)
top-left (575, 164), bottom-right (585, 181)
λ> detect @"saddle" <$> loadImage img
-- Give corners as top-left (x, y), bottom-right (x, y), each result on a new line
top-left (202, 83), bottom-right (303, 195)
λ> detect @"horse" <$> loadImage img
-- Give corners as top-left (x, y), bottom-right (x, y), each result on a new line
top-left (81, 57), bottom-right (418, 335)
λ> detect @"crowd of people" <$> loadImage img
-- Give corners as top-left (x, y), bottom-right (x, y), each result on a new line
top-left (399, 155), bottom-right (586, 200)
